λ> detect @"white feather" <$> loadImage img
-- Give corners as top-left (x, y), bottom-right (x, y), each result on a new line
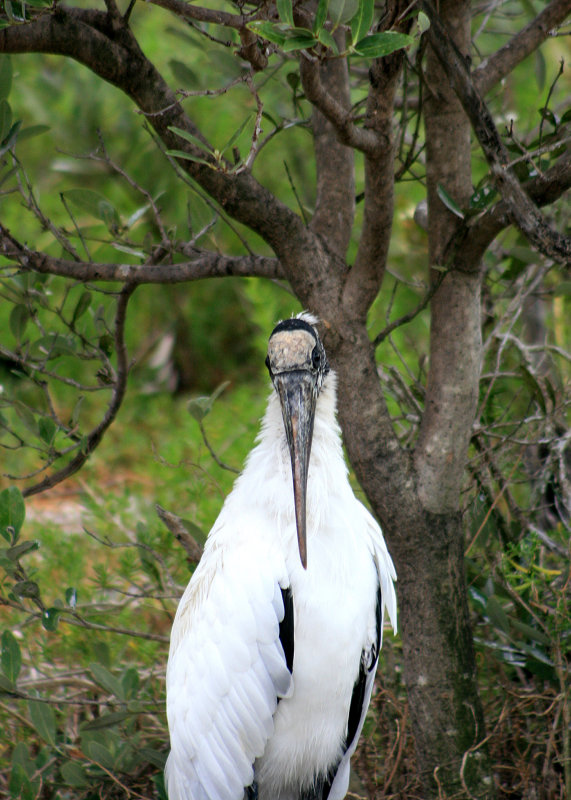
top-left (166, 322), bottom-right (396, 800)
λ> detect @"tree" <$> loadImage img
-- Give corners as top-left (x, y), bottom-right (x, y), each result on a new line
top-left (0, 0), bottom-right (570, 797)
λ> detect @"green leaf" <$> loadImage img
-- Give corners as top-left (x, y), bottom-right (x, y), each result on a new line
top-left (38, 417), bottom-right (57, 446)
top-left (89, 663), bottom-right (125, 701)
top-left (534, 47), bottom-right (546, 90)
top-left (65, 587), bottom-right (78, 608)
top-left (436, 183), bottom-right (465, 218)
top-left (0, 55), bottom-right (12, 102)
top-left (282, 33), bottom-right (318, 53)
top-left (5, 539), bottom-right (40, 561)
top-left (16, 124), bottom-right (50, 142)
top-left (9, 763), bottom-right (36, 800)
top-left (42, 607), bottom-right (60, 632)
top-left (125, 203), bottom-right (151, 229)
top-left (0, 119), bottom-right (22, 155)
top-left (11, 743), bottom-right (35, 778)
top-left (71, 291), bottom-right (92, 326)
top-left (313, 0), bottom-right (329, 33)
top-left (31, 332), bottom-right (77, 360)
top-left (80, 710), bottom-right (130, 731)
top-left (12, 580), bottom-right (40, 599)
top-left (9, 304), bottom-right (29, 341)
top-left (0, 98), bottom-right (12, 143)
top-left (286, 72), bottom-right (300, 90)
top-left (486, 595), bottom-right (509, 634)
top-left (417, 10), bottom-right (430, 33)
top-left (28, 699), bottom-right (57, 745)
top-left (222, 114), bottom-right (252, 156)
top-left (246, 20), bottom-right (288, 46)
top-left (121, 666), bottom-right (139, 699)
top-left (2, 630), bottom-right (21, 683)
top-left (13, 401), bottom-right (38, 437)
top-left (169, 59), bottom-right (199, 87)
top-left (511, 618), bottom-right (551, 646)
top-left (165, 149), bottom-right (214, 168)
top-left (352, 31), bottom-right (414, 58)
top-left (188, 380), bottom-right (231, 422)
top-left (62, 189), bottom-right (120, 230)
top-left (330, 0), bottom-right (358, 28)
top-left (469, 185), bottom-right (497, 210)
top-left (0, 487), bottom-right (25, 543)
top-left (277, 0), bottom-right (294, 27)
top-left (0, 673), bottom-right (16, 693)
top-left (349, 0), bottom-right (373, 44)
top-left (317, 28), bottom-right (339, 54)
top-left (139, 747), bottom-right (168, 770)
top-left (86, 740), bottom-right (115, 770)
top-left (167, 126), bottom-right (213, 155)
top-left (60, 760), bottom-right (90, 788)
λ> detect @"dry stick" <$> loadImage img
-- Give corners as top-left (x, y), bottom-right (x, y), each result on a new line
top-left (473, 0), bottom-right (571, 97)
top-left (22, 283), bottom-right (137, 497)
top-left (421, 0), bottom-right (571, 266)
top-left (373, 270), bottom-right (446, 347)
top-left (464, 455), bottom-right (523, 555)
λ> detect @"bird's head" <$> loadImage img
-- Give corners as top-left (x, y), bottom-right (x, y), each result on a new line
top-left (266, 315), bottom-right (329, 569)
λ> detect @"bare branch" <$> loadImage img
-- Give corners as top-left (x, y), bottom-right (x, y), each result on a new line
top-left (473, 0), bottom-right (571, 97)
top-left (145, 0), bottom-right (248, 31)
top-left (421, 0), bottom-right (571, 266)
top-left (299, 55), bottom-right (381, 157)
top-left (0, 225), bottom-right (284, 284)
top-left (373, 270), bottom-right (446, 347)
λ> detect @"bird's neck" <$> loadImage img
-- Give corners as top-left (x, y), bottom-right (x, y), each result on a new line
top-left (237, 373), bottom-right (348, 523)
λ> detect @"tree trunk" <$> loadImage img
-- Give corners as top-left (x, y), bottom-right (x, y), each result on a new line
top-left (394, 512), bottom-right (492, 798)
top-left (333, 319), bottom-right (494, 798)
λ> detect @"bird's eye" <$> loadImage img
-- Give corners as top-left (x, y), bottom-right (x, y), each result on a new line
top-left (311, 347), bottom-right (321, 370)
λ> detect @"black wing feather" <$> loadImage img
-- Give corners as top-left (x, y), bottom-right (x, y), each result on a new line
top-left (279, 585), bottom-right (295, 673)
top-left (346, 583), bottom-right (383, 750)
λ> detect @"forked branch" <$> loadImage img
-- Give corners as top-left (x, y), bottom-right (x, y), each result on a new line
top-left (421, 0), bottom-right (571, 266)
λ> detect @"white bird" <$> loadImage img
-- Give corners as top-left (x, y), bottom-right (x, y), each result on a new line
top-left (165, 313), bottom-right (397, 800)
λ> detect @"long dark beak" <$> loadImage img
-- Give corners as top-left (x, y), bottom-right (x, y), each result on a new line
top-left (273, 370), bottom-right (317, 569)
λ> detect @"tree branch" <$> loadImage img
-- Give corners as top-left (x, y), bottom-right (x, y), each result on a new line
top-left (421, 0), bottom-right (571, 266)
top-left (146, 0), bottom-right (248, 31)
top-left (452, 149), bottom-right (571, 270)
top-left (22, 283), bottom-right (137, 497)
top-left (414, 0), bottom-right (482, 514)
top-left (306, 37), bottom-right (355, 260)
top-left (0, 224), bottom-right (284, 283)
top-left (0, 6), bottom-right (308, 261)
top-left (299, 55), bottom-right (381, 156)
top-left (473, 0), bottom-right (571, 97)
top-left (342, 0), bottom-right (412, 319)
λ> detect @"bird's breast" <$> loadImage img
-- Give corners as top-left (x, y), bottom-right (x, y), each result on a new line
top-left (254, 512), bottom-right (379, 797)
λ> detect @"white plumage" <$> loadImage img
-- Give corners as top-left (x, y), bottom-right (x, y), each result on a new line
top-left (166, 314), bottom-right (397, 800)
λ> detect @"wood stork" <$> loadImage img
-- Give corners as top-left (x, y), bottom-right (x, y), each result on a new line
top-left (165, 313), bottom-right (397, 800)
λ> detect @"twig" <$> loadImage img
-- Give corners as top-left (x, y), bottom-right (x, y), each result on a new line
top-left (198, 419), bottom-right (239, 474)
top-left (373, 270), bottom-right (446, 347)
top-left (22, 283), bottom-right (137, 497)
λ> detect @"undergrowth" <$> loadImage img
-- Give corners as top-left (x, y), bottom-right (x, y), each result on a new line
top-left (0, 384), bottom-right (569, 799)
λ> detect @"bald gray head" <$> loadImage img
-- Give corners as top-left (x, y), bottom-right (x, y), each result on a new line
top-left (266, 317), bottom-right (329, 568)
